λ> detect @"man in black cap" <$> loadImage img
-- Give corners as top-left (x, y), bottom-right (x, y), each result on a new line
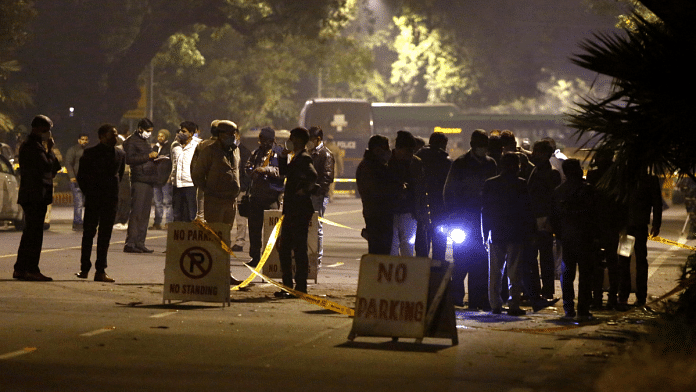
top-left (308, 126), bottom-right (335, 268)
top-left (243, 127), bottom-right (285, 267)
top-left (76, 124), bottom-right (125, 283)
top-left (275, 127), bottom-right (317, 297)
top-left (13, 115), bottom-right (61, 281)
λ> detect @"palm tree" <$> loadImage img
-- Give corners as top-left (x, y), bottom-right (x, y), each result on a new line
top-left (567, 0), bottom-right (696, 195)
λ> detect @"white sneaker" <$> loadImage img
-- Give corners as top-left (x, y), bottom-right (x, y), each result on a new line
top-left (113, 223), bottom-right (128, 230)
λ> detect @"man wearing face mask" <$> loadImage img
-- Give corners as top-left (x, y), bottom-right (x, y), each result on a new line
top-left (192, 120), bottom-right (241, 225)
top-left (170, 121), bottom-right (201, 222)
top-left (13, 115), bottom-right (61, 281)
top-left (191, 120), bottom-right (244, 285)
top-left (443, 129), bottom-right (497, 310)
top-left (243, 127), bottom-right (285, 268)
top-left (308, 126), bottom-right (335, 268)
top-left (122, 118), bottom-right (159, 253)
top-left (275, 127), bottom-right (318, 297)
top-left (356, 135), bottom-right (400, 255)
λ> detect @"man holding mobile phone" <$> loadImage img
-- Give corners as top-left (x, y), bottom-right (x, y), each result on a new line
top-left (13, 115), bottom-right (61, 281)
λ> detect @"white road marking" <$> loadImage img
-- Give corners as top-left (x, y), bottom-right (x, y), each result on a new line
top-left (150, 311), bottom-right (178, 318)
top-left (0, 347), bottom-right (37, 360)
top-left (79, 327), bottom-right (116, 337)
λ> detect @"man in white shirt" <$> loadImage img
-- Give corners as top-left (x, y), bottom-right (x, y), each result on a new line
top-left (170, 121), bottom-right (201, 222)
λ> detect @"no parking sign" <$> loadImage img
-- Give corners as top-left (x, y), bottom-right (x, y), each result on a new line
top-left (163, 222), bottom-right (232, 306)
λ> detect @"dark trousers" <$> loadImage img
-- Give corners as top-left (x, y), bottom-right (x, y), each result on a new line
top-left (278, 213), bottom-right (311, 292)
top-left (416, 213), bottom-right (447, 261)
top-left (619, 225), bottom-right (649, 303)
top-left (248, 197), bottom-right (279, 264)
top-left (593, 232), bottom-right (620, 304)
top-left (452, 240), bottom-right (490, 309)
top-left (535, 231), bottom-right (556, 298)
top-left (15, 203), bottom-right (48, 274)
top-left (520, 242), bottom-right (542, 300)
top-left (561, 239), bottom-right (594, 315)
top-left (364, 214), bottom-right (393, 255)
top-left (172, 186), bottom-right (197, 222)
top-left (81, 199), bottom-right (117, 273)
top-left (125, 182), bottom-right (153, 248)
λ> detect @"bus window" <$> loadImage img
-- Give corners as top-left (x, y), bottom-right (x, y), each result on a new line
top-left (299, 98), bottom-right (373, 189)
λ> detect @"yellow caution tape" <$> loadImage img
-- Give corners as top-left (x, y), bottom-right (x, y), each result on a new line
top-left (648, 235), bottom-right (696, 251)
top-left (193, 217), bottom-right (283, 291)
top-left (318, 217), bottom-right (360, 231)
top-left (245, 265), bottom-right (354, 317)
top-left (195, 216), bottom-right (355, 316)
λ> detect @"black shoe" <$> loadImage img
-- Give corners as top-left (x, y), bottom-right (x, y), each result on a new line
top-left (508, 308), bottom-right (526, 316)
top-left (491, 308), bottom-right (502, 314)
top-left (136, 246), bottom-right (154, 253)
top-left (72, 223), bottom-right (83, 231)
top-left (615, 302), bottom-right (629, 311)
top-left (633, 300), bottom-right (647, 308)
top-left (274, 291), bottom-right (295, 299)
top-left (75, 271), bottom-right (89, 279)
top-left (124, 245), bottom-right (143, 253)
top-left (24, 272), bottom-right (53, 281)
top-left (94, 272), bottom-right (115, 283)
top-left (577, 312), bottom-right (594, 322)
top-left (532, 298), bottom-right (559, 312)
top-left (231, 245), bottom-right (243, 252)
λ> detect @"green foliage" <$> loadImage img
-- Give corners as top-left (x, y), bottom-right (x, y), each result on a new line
top-left (567, 3), bottom-right (696, 196)
top-left (388, 14), bottom-right (477, 103)
top-left (0, 0), bottom-right (36, 132)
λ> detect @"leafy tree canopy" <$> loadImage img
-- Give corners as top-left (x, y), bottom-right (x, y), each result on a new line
top-left (568, 0), bottom-right (696, 194)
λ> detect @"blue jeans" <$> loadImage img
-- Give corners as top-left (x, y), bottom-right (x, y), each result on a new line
top-left (311, 194), bottom-right (329, 264)
top-left (153, 183), bottom-right (172, 226)
top-left (70, 182), bottom-right (84, 225)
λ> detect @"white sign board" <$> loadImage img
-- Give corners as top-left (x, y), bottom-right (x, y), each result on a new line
top-left (163, 222), bottom-right (231, 305)
top-left (261, 210), bottom-right (318, 282)
top-left (351, 254), bottom-right (431, 339)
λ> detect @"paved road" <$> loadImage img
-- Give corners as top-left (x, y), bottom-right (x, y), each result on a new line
top-left (0, 198), bottom-right (691, 391)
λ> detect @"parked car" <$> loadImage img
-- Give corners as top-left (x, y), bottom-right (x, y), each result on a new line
top-left (0, 153), bottom-right (24, 230)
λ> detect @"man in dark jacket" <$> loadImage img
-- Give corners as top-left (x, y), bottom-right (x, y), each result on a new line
top-left (617, 172), bottom-right (662, 310)
top-left (356, 135), bottom-right (399, 255)
top-left (388, 130), bottom-right (427, 257)
top-left (276, 127), bottom-right (318, 297)
top-left (13, 115), bottom-right (61, 281)
top-left (122, 118), bottom-right (158, 253)
top-left (443, 129), bottom-right (497, 309)
top-left (151, 128), bottom-right (172, 230)
top-left (586, 150), bottom-right (624, 310)
top-left (308, 126), bottom-right (335, 268)
top-left (528, 139), bottom-right (562, 299)
top-left (415, 132), bottom-right (452, 260)
top-left (243, 127), bottom-right (285, 268)
top-left (551, 159), bottom-right (597, 320)
top-left (65, 133), bottom-right (89, 230)
top-left (482, 152), bottom-right (534, 315)
top-left (76, 124), bottom-right (125, 283)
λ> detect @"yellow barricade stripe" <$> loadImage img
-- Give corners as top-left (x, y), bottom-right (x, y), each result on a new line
top-left (318, 217), bottom-right (360, 231)
top-left (195, 216), bottom-right (355, 316)
top-left (648, 235), bottom-right (696, 251)
top-left (193, 217), bottom-right (283, 291)
top-left (245, 265), bottom-right (355, 317)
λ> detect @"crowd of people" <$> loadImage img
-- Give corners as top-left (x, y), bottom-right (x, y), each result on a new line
top-left (11, 116), bottom-right (333, 298)
top-left (357, 128), bottom-right (663, 320)
top-left (11, 114), bottom-right (663, 317)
